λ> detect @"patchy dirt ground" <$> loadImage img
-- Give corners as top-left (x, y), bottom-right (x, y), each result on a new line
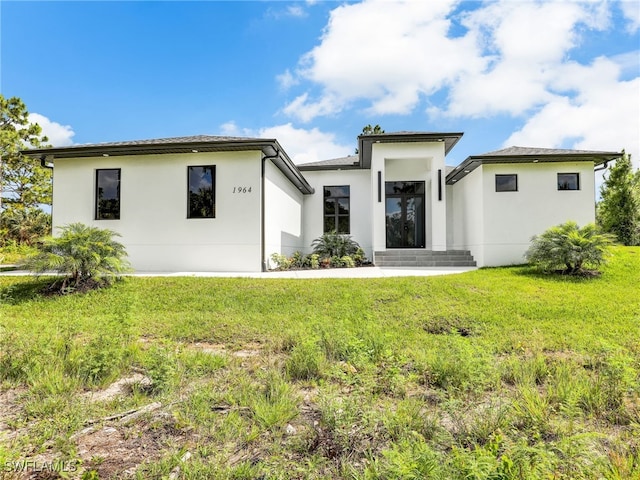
top-left (1, 373), bottom-right (191, 480)
top-left (0, 343), bottom-right (274, 480)
top-left (75, 415), bottom-right (189, 479)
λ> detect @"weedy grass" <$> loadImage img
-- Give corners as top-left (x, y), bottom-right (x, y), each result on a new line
top-left (0, 246), bottom-right (638, 478)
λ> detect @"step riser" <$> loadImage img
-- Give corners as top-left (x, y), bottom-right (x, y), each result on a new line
top-left (374, 250), bottom-right (476, 267)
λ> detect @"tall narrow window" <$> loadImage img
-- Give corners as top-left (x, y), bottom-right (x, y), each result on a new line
top-left (95, 169), bottom-right (120, 220)
top-left (323, 186), bottom-right (350, 233)
top-left (188, 165), bottom-right (215, 218)
top-left (557, 173), bottom-right (580, 191)
top-left (495, 174), bottom-right (518, 192)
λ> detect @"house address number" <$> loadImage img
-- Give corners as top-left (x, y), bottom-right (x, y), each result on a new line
top-left (233, 186), bottom-right (252, 193)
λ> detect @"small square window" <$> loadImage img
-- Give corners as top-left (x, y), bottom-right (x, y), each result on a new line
top-left (558, 173), bottom-right (579, 191)
top-left (495, 174), bottom-right (517, 192)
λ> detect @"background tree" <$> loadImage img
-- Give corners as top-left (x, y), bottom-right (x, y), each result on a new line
top-left (0, 207), bottom-right (51, 245)
top-left (355, 124), bottom-right (385, 153)
top-left (597, 151), bottom-right (640, 246)
top-left (0, 95), bottom-right (51, 212)
top-left (361, 124), bottom-right (385, 135)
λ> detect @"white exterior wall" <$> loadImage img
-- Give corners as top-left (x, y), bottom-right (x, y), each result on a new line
top-left (481, 162), bottom-right (596, 266)
top-left (370, 142), bottom-right (447, 252)
top-left (52, 151), bottom-right (263, 272)
top-left (264, 159), bottom-right (305, 268)
top-left (451, 166), bottom-right (485, 265)
top-left (301, 169), bottom-right (372, 258)
top-left (451, 161), bottom-right (596, 267)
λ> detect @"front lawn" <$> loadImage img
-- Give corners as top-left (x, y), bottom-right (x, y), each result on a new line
top-left (0, 247), bottom-right (638, 478)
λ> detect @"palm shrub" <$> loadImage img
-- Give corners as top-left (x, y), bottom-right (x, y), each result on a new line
top-left (524, 221), bottom-right (614, 274)
top-left (311, 231), bottom-right (362, 259)
top-left (22, 222), bottom-right (131, 291)
top-left (0, 207), bottom-right (51, 245)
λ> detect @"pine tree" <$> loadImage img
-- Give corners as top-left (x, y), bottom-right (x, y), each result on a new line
top-left (0, 95), bottom-right (51, 211)
top-left (597, 151), bottom-right (640, 246)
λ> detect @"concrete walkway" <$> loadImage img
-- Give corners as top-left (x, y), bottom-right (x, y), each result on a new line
top-left (0, 266), bottom-right (477, 279)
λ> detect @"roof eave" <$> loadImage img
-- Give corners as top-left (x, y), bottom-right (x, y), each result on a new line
top-left (265, 140), bottom-right (315, 195)
top-left (23, 139), bottom-right (315, 195)
top-left (298, 164), bottom-right (361, 172)
top-left (445, 152), bottom-right (623, 185)
top-left (21, 139), bottom-right (279, 159)
top-left (358, 132), bottom-right (464, 169)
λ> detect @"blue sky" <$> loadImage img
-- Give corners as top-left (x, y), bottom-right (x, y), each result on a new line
top-left (2, 0), bottom-right (639, 170)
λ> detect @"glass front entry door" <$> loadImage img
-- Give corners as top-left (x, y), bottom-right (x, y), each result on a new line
top-left (385, 181), bottom-right (426, 248)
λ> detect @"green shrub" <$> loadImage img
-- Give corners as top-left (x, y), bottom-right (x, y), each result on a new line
top-left (0, 207), bottom-right (51, 245)
top-left (311, 231), bottom-right (361, 258)
top-left (290, 251), bottom-right (308, 269)
top-left (341, 255), bottom-right (355, 268)
top-left (524, 221), bottom-right (614, 274)
top-left (353, 247), bottom-right (367, 265)
top-left (21, 222), bottom-right (131, 291)
top-left (269, 253), bottom-right (292, 270)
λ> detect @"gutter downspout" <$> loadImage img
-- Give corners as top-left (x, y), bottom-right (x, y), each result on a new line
top-left (261, 150), bottom-right (280, 272)
top-left (40, 155), bottom-right (55, 236)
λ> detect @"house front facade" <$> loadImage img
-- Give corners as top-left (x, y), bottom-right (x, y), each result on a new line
top-left (24, 133), bottom-right (620, 272)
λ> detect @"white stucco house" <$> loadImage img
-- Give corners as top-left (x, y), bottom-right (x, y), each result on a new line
top-left (24, 132), bottom-right (621, 272)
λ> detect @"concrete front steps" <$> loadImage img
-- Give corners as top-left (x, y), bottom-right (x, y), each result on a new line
top-left (374, 249), bottom-right (477, 267)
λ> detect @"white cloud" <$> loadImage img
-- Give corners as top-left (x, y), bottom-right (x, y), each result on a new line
top-left (280, 0), bottom-right (638, 170)
top-left (282, 0), bottom-right (614, 121)
top-left (619, 0), bottom-right (640, 33)
top-left (286, 5), bottom-right (307, 18)
top-left (443, 0), bottom-right (610, 118)
top-left (29, 113), bottom-right (75, 147)
top-left (283, 92), bottom-right (341, 123)
top-left (504, 56), bottom-right (640, 168)
top-left (276, 69), bottom-right (299, 90)
top-left (259, 123), bottom-right (352, 164)
top-left (220, 121), bottom-right (241, 136)
top-left (217, 121), bottom-right (352, 164)
top-left (283, 0), bottom-right (484, 121)
top-left (266, 3), bottom-right (309, 20)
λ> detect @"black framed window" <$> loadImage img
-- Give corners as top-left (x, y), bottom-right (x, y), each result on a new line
top-left (323, 186), bottom-right (350, 233)
top-left (557, 173), bottom-right (580, 191)
top-left (495, 174), bottom-right (518, 192)
top-left (95, 169), bottom-right (120, 220)
top-left (188, 166), bottom-right (215, 218)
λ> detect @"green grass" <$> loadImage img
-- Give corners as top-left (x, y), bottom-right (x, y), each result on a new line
top-left (0, 246), bottom-right (638, 479)
top-left (0, 243), bottom-right (38, 265)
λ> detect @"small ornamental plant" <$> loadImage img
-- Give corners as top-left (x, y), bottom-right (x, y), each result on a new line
top-left (524, 221), bottom-right (614, 275)
top-left (270, 233), bottom-right (367, 271)
top-left (22, 222), bottom-right (131, 293)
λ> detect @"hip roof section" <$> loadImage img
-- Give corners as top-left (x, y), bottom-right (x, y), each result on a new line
top-left (446, 146), bottom-right (623, 185)
top-left (22, 135), bottom-right (314, 194)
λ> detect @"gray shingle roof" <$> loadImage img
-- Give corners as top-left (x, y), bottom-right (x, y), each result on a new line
top-left (43, 135), bottom-right (264, 150)
top-left (446, 145), bottom-right (622, 185)
top-left (22, 135), bottom-right (315, 194)
top-left (298, 155), bottom-right (360, 170)
top-left (478, 146), bottom-right (621, 157)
